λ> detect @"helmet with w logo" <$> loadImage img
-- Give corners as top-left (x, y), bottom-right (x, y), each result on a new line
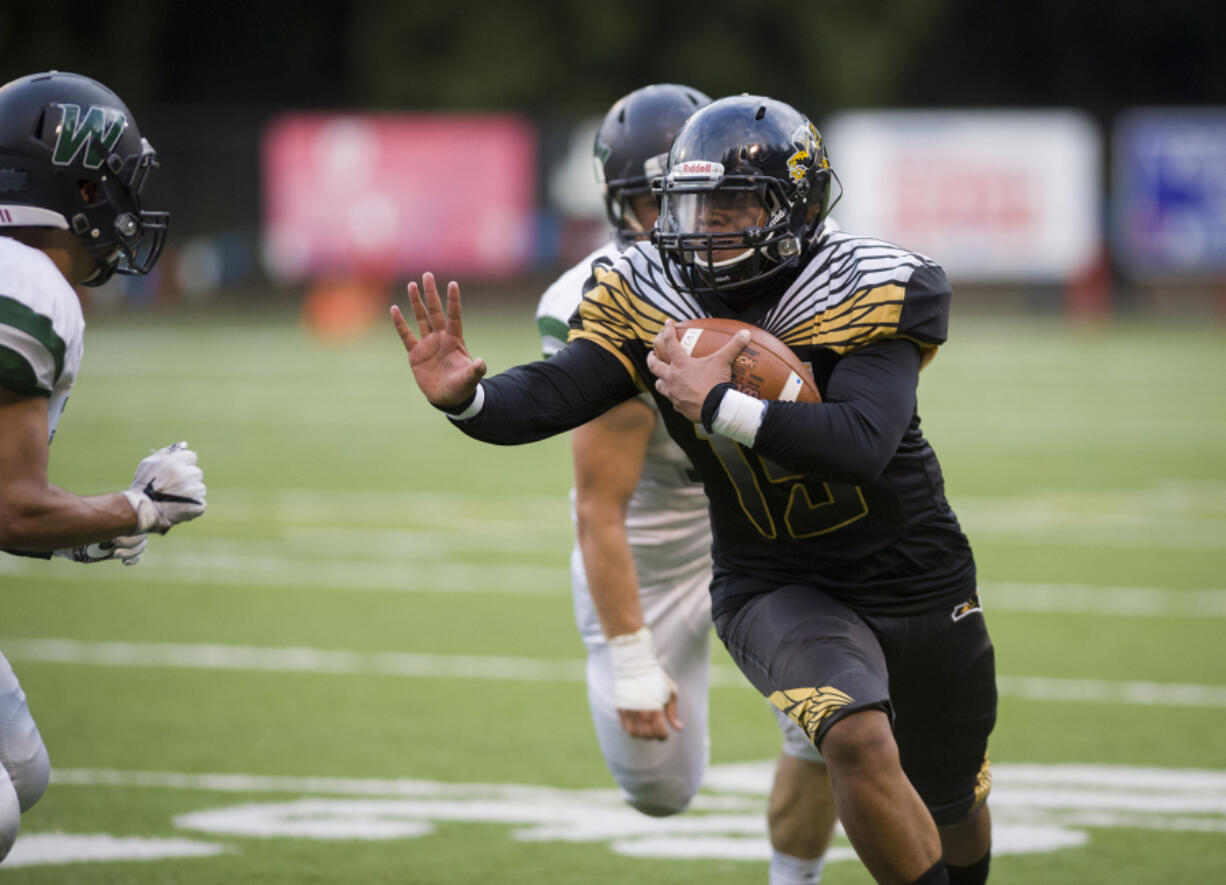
top-left (594, 84), bottom-right (711, 246)
top-left (0, 71), bottom-right (168, 285)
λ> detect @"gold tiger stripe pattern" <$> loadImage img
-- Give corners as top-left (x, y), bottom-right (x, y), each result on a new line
top-left (971, 750), bottom-right (992, 812)
top-left (768, 685), bottom-right (855, 743)
top-left (569, 265), bottom-right (673, 389)
top-left (775, 283), bottom-right (906, 352)
top-left (567, 231), bottom-right (946, 383)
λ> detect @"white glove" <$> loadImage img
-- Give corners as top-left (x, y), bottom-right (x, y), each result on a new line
top-left (54, 534), bottom-right (148, 566)
top-left (608, 627), bottom-right (677, 711)
top-left (121, 441), bottom-right (207, 534)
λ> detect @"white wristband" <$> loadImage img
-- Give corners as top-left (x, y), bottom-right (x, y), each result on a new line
top-left (712, 389), bottom-right (767, 446)
top-left (446, 383), bottom-right (485, 422)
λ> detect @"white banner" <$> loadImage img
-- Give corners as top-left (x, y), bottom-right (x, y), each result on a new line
top-left (822, 110), bottom-right (1102, 281)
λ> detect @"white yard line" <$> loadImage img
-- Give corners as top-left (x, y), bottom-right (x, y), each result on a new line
top-left (982, 582), bottom-right (1226, 616)
top-left (50, 761), bottom-right (1226, 800)
top-left (4, 549), bottom-right (1223, 613)
top-left (4, 638), bottom-right (1225, 708)
top-left (0, 552), bottom-right (569, 595)
top-left (21, 762), bottom-right (1225, 868)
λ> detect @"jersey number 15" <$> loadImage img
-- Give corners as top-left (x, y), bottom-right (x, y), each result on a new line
top-left (699, 429), bottom-right (868, 539)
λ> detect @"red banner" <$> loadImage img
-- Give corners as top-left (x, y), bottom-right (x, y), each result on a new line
top-left (262, 113), bottom-right (537, 281)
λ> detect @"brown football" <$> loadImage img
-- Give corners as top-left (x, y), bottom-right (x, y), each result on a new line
top-left (673, 318), bottom-right (821, 403)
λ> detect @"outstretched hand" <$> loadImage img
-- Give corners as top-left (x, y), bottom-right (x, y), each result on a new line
top-left (646, 319), bottom-right (749, 423)
top-left (391, 273), bottom-right (488, 408)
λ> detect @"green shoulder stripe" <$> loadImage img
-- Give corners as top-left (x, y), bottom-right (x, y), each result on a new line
top-left (0, 294), bottom-right (66, 382)
top-left (0, 344), bottom-right (51, 397)
top-left (536, 315), bottom-right (570, 345)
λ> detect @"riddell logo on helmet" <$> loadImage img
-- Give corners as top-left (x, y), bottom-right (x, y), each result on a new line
top-left (673, 161), bottom-right (724, 179)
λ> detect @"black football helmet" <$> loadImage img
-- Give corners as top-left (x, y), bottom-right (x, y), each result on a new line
top-left (653, 95), bottom-right (834, 296)
top-left (0, 71), bottom-right (169, 286)
top-left (594, 84), bottom-right (711, 245)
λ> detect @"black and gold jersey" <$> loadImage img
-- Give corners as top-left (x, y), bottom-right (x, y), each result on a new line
top-left (456, 231), bottom-right (976, 617)
top-left (571, 230), bottom-right (947, 385)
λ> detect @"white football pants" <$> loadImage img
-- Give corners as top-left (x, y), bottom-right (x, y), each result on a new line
top-left (571, 550), bottom-right (819, 817)
top-left (0, 652), bottom-right (50, 860)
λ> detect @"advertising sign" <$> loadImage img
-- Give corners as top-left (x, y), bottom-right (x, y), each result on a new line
top-left (1113, 109), bottom-right (1226, 279)
top-left (263, 114), bottom-right (537, 281)
top-left (821, 111), bottom-right (1101, 281)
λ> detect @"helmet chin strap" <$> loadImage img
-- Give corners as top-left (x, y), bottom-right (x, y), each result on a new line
top-left (79, 245), bottom-right (121, 287)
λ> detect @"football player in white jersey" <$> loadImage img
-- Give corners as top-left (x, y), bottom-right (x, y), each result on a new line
top-left (535, 85), bottom-right (837, 884)
top-left (0, 71), bottom-right (208, 862)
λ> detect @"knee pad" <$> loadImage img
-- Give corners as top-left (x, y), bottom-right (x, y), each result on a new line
top-left (0, 764), bottom-right (20, 862)
top-left (616, 771), bottom-right (698, 817)
top-left (5, 741), bottom-right (49, 813)
top-left (0, 659), bottom-right (50, 812)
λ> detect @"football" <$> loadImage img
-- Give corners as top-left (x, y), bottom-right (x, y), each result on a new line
top-left (673, 318), bottom-right (821, 403)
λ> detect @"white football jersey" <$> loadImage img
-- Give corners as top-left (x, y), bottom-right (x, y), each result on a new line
top-left (0, 237), bottom-right (85, 442)
top-left (536, 241), bottom-right (711, 608)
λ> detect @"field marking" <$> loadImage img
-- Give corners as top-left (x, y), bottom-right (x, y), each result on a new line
top-left (3, 834), bottom-right (227, 868)
top-left (983, 582), bottom-right (1226, 617)
top-left (3, 550), bottom-right (1223, 614)
top-left (20, 481), bottom-right (1221, 550)
top-left (193, 486), bottom-right (570, 523)
top-left (54, 760), bottom-right (1226, 802)
top-left (0, 551), bottom-right (570, 596)
top-left (5, 638), bottom-right (1225, 709)
top-left (955, 481), bottom-right (1226, 551)
top-left (25, 761), bottom-right (1226, 869)
top-left (217, 481), bottom-right (1226, 555)
top-left (0, 638), bottom-right (586, 682)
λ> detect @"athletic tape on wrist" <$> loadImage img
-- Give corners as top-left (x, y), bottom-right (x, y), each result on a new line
top-left (700, 381), bottom-right (736, 432)
top-left (712, 388), bottom-right (767, 446)
top-left (608, 627), bottom-right (675, 709)
top-left (608, 627), bottom-right (664, 678)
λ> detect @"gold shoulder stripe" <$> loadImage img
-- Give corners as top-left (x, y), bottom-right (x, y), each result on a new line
top-left (774, 283), bottom-right (906, 353)
top-left (777, 323), bottom-right (817, 348)
top-left (583, 265), bottom-right (673, 344)
top-left (568, 265), bottom-right (674, 391)
top-left (817, 283), bottom-right (905, 352)
top-left (768, 685), bottom-right (855, 743)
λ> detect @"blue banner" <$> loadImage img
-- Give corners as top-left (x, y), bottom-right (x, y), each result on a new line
top-left (1114, 110), bottom-right (1226, 279)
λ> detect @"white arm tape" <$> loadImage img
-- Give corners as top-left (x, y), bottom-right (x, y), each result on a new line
top-left (446, 383), bottom-right (486, 422)
top-left (712, 388), bottom-right (767, 446)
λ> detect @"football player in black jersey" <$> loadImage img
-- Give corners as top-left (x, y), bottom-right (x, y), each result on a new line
top-left (391, 95), bottom-right (996, 885)
top-left (539, 84), bottom-right (839, 885)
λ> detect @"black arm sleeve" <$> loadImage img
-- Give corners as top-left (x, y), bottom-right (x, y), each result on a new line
top-left (451, 338), bottom-right (640, 445)
top-left (751, 337), bottom-right (921, 483)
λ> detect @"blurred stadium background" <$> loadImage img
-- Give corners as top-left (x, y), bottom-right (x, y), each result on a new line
top-left (2, 1), bottom-right (1224, 882)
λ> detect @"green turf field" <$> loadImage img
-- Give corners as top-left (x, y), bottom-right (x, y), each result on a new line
top-left (2, 297), bottom-right (1224, 883)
